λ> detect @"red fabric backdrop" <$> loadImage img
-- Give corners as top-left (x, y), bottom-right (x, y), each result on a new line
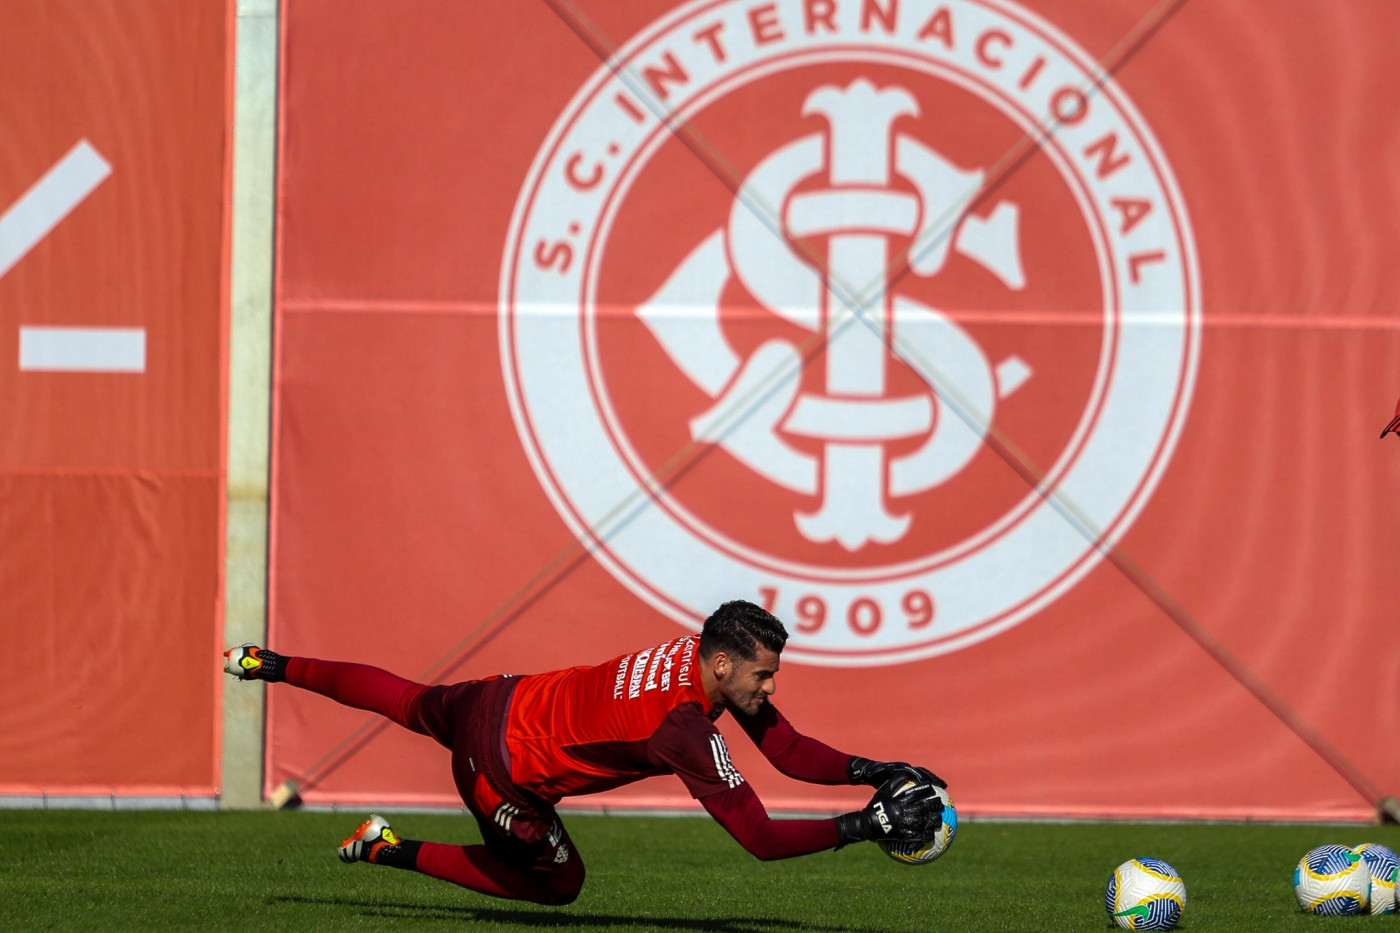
top-left (270, 0), bottom-right (1400, 819)
top-left (0, 0), bottom-right (230, 796)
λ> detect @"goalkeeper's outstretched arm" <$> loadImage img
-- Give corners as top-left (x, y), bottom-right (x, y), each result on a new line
top-left (701, 783), bottom-right (840, 860)
top-left (732, 703), bottom-right (855, 784)
top-left (700, 777), bottom-right (946, 860)
top-left (734, 704), bottom-right (947, 790)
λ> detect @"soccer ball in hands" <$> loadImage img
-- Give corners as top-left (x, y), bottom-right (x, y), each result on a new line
top-left (1293, 844), bottom-right (1370, 915)
top-left (1104, 857), bottom-right (1186, 931)
top-left (876, 783), bottom-right (957, 865)
top-left (1351, 843), bottom-right (1398, 915)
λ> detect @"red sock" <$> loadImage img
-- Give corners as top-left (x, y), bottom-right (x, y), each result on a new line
top-left (284, 657), bottom-right (429, 734)
top-left (415, 842), bottom-right (583, 905)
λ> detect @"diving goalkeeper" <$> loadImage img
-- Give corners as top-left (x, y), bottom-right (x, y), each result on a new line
top-left (224, 599), bottom-right (945, 905)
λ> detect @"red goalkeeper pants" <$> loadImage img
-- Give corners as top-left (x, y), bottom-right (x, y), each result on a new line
top-left (284, 656), bottom-right (584, 904)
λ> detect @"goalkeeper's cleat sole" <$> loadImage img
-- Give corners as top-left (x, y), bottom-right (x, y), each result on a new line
top-left (339, 814), bottom-right (398, 864)
top-left (222, 644), bottom-right (283, 681)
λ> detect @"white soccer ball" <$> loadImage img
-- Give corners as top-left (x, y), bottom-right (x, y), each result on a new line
top-left (1104, 857), bottom-right (1186, 930)
top-left (1293, 844), bottom-right (1370, 915)
top-left (876, 783), bottom-right (956, 865)
top-left (1351, 843), bottom-right (1398, 914)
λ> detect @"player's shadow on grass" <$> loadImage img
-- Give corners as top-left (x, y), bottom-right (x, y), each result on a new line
top-left (274, 895), bottom-right (868, 931)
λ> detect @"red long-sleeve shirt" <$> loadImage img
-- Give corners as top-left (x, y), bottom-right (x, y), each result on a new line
top-left (502, 634), bottom-right (854, 858)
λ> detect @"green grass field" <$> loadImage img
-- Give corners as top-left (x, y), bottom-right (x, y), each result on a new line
top-left (4, 811), bottom-right (1397, 931)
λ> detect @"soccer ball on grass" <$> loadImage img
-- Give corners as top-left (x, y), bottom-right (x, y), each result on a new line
top-left (1104, 857), bottom-right (1186, 931)
top-left (1293, 844), bottom-right (1370, 915)
top-left (1351, 843), bottom-right (1397, 915)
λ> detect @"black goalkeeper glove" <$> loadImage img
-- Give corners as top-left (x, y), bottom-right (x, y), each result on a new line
top-left (834, 775), bottom-right (945, 847)
top-left (848, 756), bottom-right (947, 790)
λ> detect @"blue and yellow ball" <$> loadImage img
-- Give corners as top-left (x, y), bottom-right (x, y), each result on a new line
top-left (1105, 857), bottom-right (1185, 931)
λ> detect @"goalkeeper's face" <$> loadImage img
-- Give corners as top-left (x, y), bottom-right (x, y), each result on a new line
top-left (716, 648), bottom-right (780, 716)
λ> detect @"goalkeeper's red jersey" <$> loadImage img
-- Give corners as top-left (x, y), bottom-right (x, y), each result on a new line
top-left (503, 634), bottom-right (747, 803)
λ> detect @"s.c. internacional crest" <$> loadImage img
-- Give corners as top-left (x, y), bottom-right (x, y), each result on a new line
top-left (500, 0), bottom-right (1199, 666)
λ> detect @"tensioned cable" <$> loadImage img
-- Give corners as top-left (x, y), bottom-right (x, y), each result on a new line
top-left (280, 0), bottom-right (1386, 810)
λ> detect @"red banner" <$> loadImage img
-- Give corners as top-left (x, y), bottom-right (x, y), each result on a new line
top-left (0, 1), bottom-right (230, 796)
top-left (270, 0), bottom-right (1400, 819)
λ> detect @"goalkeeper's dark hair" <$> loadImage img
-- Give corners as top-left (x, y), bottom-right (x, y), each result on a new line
top-left (699, 600), bottom-right (788, 661)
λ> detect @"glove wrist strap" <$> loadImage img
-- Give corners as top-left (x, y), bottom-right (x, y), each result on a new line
top-left (833, 811), bottom-right (871, 847)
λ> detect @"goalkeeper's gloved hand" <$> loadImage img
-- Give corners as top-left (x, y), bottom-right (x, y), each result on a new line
top-left (834, 776), bottom-right (944, 847)
top-left (848, 756), bottom-right (947, 790)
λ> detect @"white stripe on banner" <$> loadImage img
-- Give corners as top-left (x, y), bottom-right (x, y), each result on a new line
top-left (0, 140), bottom-right (111, 279)
top-left (710, 734), bottom-right (744, 788)
top-left (19, 326), bottom-right (146, 373)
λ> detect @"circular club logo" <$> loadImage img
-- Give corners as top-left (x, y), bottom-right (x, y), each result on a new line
top-left (501, 0), bottom-right (1199, 666)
